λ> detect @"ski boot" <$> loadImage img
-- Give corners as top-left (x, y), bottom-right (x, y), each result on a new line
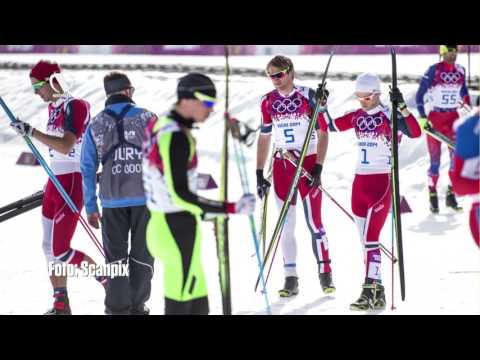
top-left (319, 272), bottom-right (336, 294)
top-left (446, 185), bottom-right (463, 212)
top-left (278, 276), bottom-right (299, 297)
top-left (350, 281), bottom-right (386, 311)
top-left (429, 188), bottom-right (439, 214)
top-left (44, 293), bottom-right (72, 315)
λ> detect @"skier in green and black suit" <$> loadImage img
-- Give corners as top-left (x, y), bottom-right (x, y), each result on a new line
top-left (142, 73), bottom-right (256, 315)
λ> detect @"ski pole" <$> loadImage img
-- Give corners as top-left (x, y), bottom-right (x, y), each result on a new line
top-left (214, 45), bottom-right (232, 315)
top-left (390, 208), bottom-right (396, 310)
top-left (0, 97), bottom-right (105, 258)
top-left (423, 126), bottom-right (455, 149)
top-left (258, 153), bottom-right (273, 257)
top-left (390, 47), bottom-right (406, 301)
top-left (231, 135), bottom-right (272, 314)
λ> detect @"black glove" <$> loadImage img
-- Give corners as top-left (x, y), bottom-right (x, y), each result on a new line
top-left (315, 83), bottom-right (329, 105)
top-left (308, 164), bottom-right (323, 188)
top-left (256, 169), bottom-right (271, 199)
top-left (389, 87), bottom-right (406, 106)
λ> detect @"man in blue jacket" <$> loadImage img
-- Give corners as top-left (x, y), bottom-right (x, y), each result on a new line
top-left (81, 71), bottom-right (156, 315)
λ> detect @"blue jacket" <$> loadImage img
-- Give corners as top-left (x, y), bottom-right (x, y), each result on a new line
top-left (80, 94), bottom-right (157, 214)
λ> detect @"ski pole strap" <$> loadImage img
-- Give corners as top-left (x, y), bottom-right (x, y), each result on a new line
top-left (274, 149), bottom-right (301, 161)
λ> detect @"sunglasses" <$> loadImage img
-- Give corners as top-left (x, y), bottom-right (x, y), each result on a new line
top-left (32, 80), bottom-right (48, 91)
top-left (440, 45), bottom-right (458, 55)
top-left (355, 92), bottom-right (378, 101)
top-left (266, 67), bottom-right (289, 80)
top-left (194, 91), bottom-right (217, 109)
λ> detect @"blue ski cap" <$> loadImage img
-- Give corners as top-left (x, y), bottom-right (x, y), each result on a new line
top-left (355, 72), bottom-right (381, 94)
top-left (177, 73), bottom-right (217, 100)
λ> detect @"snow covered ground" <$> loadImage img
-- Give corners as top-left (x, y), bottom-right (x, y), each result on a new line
top-left (0, 53), bottom-right (478, 315)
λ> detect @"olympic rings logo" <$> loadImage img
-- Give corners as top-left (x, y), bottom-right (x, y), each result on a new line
top-left (356, 116), bottom-right (383, 131)
top-left (272, 97), bottom-right (303, 113)
top-left (440, 72), bottom-right (462, 83)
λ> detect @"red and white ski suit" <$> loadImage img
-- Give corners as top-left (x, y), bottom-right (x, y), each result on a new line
top-left (260, 85), bottom-right (332, 277)
top-left (319, 104), bottom-right (421, 281)
top-left (41, 95), bottom-right (90, 266)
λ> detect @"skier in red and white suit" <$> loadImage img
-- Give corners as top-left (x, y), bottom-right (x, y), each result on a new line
top-left (256, 55), bottom-right (335, 297)
top-left (319, 73), bottom-right (421, 310)
top-left (416, 45), bottom-right (470, 213)
top-left (9, 60), bottom-right (104, 315)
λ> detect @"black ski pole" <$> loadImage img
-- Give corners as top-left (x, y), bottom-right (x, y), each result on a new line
top-left (390, 47), bottom-right (406, 301)
top-left (213, 44), bottom-right (232, 315)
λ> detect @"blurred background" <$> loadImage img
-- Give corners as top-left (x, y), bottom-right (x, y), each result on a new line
top-left (0, 44), bottom-right (478, 55)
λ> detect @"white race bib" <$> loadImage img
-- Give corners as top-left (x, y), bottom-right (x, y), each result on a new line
top-left (273, 115), bottom-right (317, 150)
top-left (355, 137), bottom-right (391, 174)
top-left (431, 85), bottom-right (461, 109)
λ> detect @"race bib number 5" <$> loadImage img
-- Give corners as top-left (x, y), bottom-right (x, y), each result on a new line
top-left (274, 120), bottom-right (316, 148)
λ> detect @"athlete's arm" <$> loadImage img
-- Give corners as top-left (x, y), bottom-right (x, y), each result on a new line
top-left (33, 100), bottom-right (87, 154)
top-left (80, 125), bottom-right (100, 215)
top-left (329, 111), bottom-right (355, 132)
top-left (416, 65), bottom-right (435, 118)
top-left (397, 113), bottom-right (422, 138)
top-left (160, 131), bottom-right (228, 215)
top-left (256, 133), bottom-right (272, 170)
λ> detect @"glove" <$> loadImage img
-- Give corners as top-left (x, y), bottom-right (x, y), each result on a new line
top-left (457, 100), bottom-right (472, 117)
top-left (316, 84), bottom-right (329, 106)
top-left (256, 169), bottom-right (271, 199)
top-left (232, 193), bottom-right (256, 215)
top-left (308, 164), bottom-right (323, 188)
top-left (389, 87), bottom-right (410, 116)
top-left (418, 117), bottom-right (433, 130)
top-left (226, 112), bottom-right (242, 140)
top-left (389, 86), bottom-right (405, 105)
top-left (10, 119), bottom-right (34, 137)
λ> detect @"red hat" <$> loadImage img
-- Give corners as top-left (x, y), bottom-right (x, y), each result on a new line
top-left (29, 60), bottom-right (61, 81)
